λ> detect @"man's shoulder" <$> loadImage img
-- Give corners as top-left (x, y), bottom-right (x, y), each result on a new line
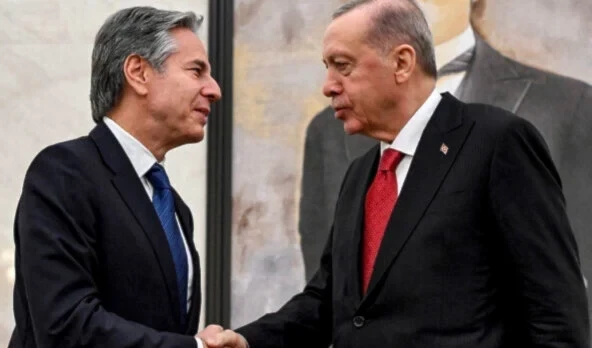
top-left (502, 54), bottom-right (591, 111)
top-left (461, 100), bottom-right (541, 140)
top-left (443, 92), bottom-right (522, 129)
top-left (26, 134), bottom-right (98, 180)
top-left (36, 135), bottom-right (94, 161)
top-left (510, 57), bottom-right (590, 93)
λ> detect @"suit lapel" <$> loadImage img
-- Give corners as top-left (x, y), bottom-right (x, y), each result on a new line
top-left (172, 190), bottom-right (202, 333)
top-left (89, 123), bottom-right (183, 327)
top-left (173, 189), bottom-right (194, 243)
top-left (457, 34), bottom-right (534, 114)
top-left (360, 94), bottom-right (475, 305)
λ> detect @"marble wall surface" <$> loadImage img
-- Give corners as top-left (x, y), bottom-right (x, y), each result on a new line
top-left (0, 0), bottom-right (209, 345)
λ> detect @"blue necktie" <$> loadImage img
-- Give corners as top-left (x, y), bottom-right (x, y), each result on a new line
top-left (145, 163), bottom-right (188, 324)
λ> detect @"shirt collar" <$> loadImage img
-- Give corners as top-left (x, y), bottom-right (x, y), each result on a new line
top-left (380, 89), bottom-right (442, 157)
top-left (435, 25), bottom-right (475, 71)
top-left (103, 117), bottom-right (163, 177)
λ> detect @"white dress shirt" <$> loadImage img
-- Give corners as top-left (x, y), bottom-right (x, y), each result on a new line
top-left (435, 26), bottom-right (475, 96)
top-left (379, 89), bottom-right (442, 192)
top-left (104, 118), bottom-right (202, 348)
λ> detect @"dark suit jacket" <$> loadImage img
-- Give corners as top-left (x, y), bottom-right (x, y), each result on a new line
top-left (9, 122), bottom-right (201, 348)
top-left (240, 93), bottom-right (589, 347)
top-left (298, 34), bottom-right (592, 321)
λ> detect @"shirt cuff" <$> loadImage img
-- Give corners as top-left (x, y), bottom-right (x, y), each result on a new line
top-left (195, 337), bottom-right (204, 348)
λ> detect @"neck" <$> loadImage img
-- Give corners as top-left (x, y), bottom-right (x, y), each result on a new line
top-left (375, 77), bottom-right (436, 144)
top-left (108, 105), bottom-right (169, 162)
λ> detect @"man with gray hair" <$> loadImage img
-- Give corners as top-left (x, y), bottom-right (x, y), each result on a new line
top-left (208, 0), bottom-right (589, 346)
top-left (10, 6), bottom-right (223, 348)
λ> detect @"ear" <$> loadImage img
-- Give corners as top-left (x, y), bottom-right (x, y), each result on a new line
top-left (391, 44), bottom-right (416, 84)
top-left (123, 54), bottom-right (151, 96)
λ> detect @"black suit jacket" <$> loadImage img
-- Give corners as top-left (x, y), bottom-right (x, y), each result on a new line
top-left (9, 122), bottom-right (201, 348)
top-left (239, 94), bottom-right (589, 347)
top-left (298, 35), bottom-right (592, 323)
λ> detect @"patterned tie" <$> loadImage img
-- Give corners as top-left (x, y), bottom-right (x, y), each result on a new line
top-left (362, 149), bottom-right (404, 294)
top-left (145, 163), bottom-right (188, 324)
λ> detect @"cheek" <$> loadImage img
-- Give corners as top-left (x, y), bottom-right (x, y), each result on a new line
top-left (150, 80), bottom-right (181, 113)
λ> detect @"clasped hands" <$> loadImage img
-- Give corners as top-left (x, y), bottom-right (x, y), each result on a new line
top-left (197, 324), bottom-right (248, 348)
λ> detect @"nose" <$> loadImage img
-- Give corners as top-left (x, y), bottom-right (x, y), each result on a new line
top-left (203, 75), bottom-right (222, 102)
top-left (322, 70), bottom-right (342, 98)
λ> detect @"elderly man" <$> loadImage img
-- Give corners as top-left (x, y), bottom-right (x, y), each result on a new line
top-left (298, 3), bottom-right (592, 329)
top-left (10, 6), bottom-right (221, 348)
top-left (207, 0), bottom-right (589, 347)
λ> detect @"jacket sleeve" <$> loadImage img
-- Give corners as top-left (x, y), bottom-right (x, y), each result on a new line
top-left (489, 117), bottom-right (590, 347)
top-left (235, 227), bottom-right (334, 348)
top-left (235, 150), bottom-right (359, 348)
top-left (14, 145), bottom-right (197, 348)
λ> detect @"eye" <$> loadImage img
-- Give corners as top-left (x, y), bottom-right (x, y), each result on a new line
top-left (334, 61), bottom-right (351, 74)
top-left (191, 68), bottom-right (202, 77)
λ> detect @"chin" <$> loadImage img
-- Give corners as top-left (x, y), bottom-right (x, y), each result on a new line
top-left (186, 124), bottom-right (205, 142)
top-left (179, 131), bottom-right (205, 145)
top-left (190, 132), bottom-right (205, 143)
top-left (343, 122), bottom-right (362, 135)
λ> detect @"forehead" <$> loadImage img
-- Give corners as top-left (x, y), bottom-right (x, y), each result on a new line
top-left (168, 27), bottom-right (207, 61)
top-left (323, 8), bottom-right (370, 56)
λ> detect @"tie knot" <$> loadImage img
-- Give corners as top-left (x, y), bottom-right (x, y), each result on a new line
top-left (145, 163), bottom-right (171, 189)
top-left (379, 149), bottom-right (403, 172)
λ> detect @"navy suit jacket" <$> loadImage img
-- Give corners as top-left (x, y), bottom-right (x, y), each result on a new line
top-left (10, 122), bottom-right (201, 348)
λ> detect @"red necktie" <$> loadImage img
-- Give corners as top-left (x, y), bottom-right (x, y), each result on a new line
top-left (362, 148), bottom-right (404, 294)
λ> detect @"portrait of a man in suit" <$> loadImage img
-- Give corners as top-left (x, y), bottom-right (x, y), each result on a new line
top-left (298, 0), bottom-right (592, 320)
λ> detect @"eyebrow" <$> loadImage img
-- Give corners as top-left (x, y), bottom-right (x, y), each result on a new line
top-left (189, 59), bottom-right (208, 72)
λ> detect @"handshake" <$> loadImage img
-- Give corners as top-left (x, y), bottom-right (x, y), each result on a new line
top-left (196, 325), bottom-right (249, 348)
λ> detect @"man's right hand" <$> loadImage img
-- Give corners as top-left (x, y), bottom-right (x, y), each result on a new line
top-left (198, 324), bottom-right (248, 348)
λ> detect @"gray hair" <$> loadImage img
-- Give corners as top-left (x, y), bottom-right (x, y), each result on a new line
top-left (90, 6), bottom-right (204, 122)
top-left (333, 0), bottom-right (437, 78)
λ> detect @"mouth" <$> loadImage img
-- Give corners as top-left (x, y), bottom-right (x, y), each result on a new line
top-left (195, 107), bottom-right (210, 116)
top-left (333, 106), bottom-right (350, 119)
top-left (194, 107), bottom-right (210, 124)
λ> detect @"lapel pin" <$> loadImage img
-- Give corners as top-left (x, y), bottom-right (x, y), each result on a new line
top-left (440, 143), bottom-right (449, 155)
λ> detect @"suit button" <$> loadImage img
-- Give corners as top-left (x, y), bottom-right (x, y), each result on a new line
top-left (353, 316), bottom-right (365, 328)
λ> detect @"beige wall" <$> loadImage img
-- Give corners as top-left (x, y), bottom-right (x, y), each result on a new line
top-left (0, 0), bottom-right (209, 344)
